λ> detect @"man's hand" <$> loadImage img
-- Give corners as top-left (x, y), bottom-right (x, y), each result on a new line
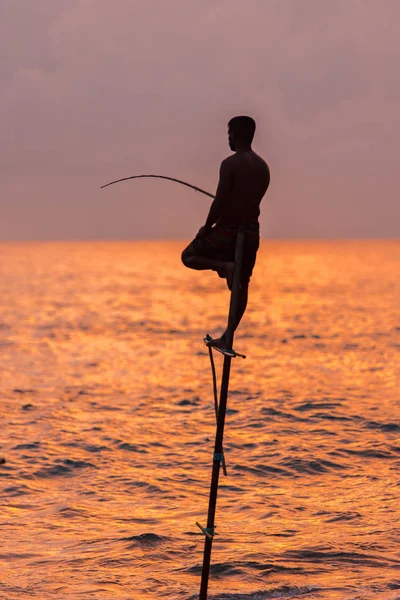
top-left (195, 225), bottom-right (211, 239)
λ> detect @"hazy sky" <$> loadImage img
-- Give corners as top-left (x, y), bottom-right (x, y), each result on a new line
top-left (1, 0), bottom-right (399, 240)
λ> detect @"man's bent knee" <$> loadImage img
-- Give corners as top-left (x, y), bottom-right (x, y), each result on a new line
top-left (181, 246), bottom-right (195, 268)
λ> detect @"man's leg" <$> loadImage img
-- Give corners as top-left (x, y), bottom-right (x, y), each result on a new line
top-left (217, 234), bottom-right (258, 345)
top-left (181, 248), bottom-right (234, 289)
top-left (181, 234), bottom-right (251, 348)
top-left (207, 233), bottom-right (258, 349)
top-left (208, 283), bottom-right (249, 349)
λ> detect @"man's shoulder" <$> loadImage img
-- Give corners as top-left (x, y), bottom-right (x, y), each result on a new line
top-left (219, 154), bottom-right (245, 172)
top-left (220, 155), bottom-right (235, 168)
top-left (221, 152), bottom-right (270, 172)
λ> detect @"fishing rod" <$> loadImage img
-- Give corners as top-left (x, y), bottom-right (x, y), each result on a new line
top-left (101, 174), bottom-right (215, 199)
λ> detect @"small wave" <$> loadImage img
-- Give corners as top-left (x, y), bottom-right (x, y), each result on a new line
top-left (313, 413), bottom-right (353, 421)
top-left (116, 441), bottom-right (149, 453)
top-left (3, 484), bottom-right (32, 497)
top-left (13, 441), bottom-right (41, 450)
top-left (34, 459), bottom-right (95, 478)
top-left (367, 420), bottom-right (400, 432)
top-left (121, 532), bottom-right (167, 547)
top-left (177, 397), bottom-right (200, 406)
top-left (388, 582), bottom-right (400, 590)
top-left (89, 401), bottom-right (121, 411)
top-left (189, 585), bottom-right (320, 599)
top-left (325, 512), bottom-right (361, 522)
top-left (294, 401), bottom-right (343, 412)
top-left (266, 531), bottom-right (297, 538)
top-left (280, 457), bottom-right (347, 474)
top-left (282, 548), bottom-right (398, 567)
top-left (58, 506), bottom-right (87, 518)
top-left (234, 463), bottom-right (291, 477)
top-left (82, 444), bottom-right (109, 453)
top-left (0, 552), bottom-right (40, 560)
top-left (261, 408), bottom-right (310, 423)
top-left (186, 561), bottom-right (304, 577)
top-left (124, 480), bottom-right (163, 494)
top-left (339, 447), bottom-right (393, 459)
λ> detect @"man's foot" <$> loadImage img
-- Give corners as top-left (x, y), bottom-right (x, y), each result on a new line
top-left (216, 261), bottom-right (234, 290)
top-left (205, 332), bottom-right (228, 350)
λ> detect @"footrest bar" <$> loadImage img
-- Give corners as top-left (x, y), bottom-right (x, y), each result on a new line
top-left (204, 334), bottom-right (246, 359)
top-left (196, 521), bottom-right (216, 540)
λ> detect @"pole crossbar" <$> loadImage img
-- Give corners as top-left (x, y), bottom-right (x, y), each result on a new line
top-left (198, 227), bottom-right (245, 600)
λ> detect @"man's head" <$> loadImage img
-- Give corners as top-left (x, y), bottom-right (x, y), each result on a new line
top-left (228, 116), bottom-right (256, 151)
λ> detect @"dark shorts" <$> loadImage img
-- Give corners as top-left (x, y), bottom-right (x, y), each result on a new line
top-left (181, 224), bottom-right (260, 286)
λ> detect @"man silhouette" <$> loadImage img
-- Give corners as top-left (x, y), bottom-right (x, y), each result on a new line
top-left (181, 116), bottom-right (270, 349)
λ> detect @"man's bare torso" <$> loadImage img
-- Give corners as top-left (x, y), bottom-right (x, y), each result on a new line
top-left (216, 150), bottom-right (270, 228)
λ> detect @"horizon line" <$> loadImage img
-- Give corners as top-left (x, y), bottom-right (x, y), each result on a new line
top-left (0, 236), bottom-right (399, 243)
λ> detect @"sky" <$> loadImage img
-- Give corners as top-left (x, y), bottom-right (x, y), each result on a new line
top-left (1, 0), bottom-right (399, 240)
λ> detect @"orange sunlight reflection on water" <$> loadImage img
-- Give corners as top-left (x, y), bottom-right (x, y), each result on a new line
top-left (0, 240), bottom-right (399, 599)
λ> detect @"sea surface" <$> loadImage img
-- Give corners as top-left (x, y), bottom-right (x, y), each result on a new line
top-left (0, 240), bottom-right (399, 600)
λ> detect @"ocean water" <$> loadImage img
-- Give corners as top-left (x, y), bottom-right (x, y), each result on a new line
top-left (0, 240), bottom-right (399, 600)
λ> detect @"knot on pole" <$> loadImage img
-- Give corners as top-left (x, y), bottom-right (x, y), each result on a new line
top-left (213, 452), bottom-right (224, 462)
top-left (196, 522), bottom-right (216, 540)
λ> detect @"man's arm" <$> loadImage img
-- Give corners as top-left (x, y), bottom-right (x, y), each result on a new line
top-left (202, 160), bottom-right (233, 232)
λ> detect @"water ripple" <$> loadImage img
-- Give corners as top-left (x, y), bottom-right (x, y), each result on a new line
top-left (1, 240), bottom-right (399, 599)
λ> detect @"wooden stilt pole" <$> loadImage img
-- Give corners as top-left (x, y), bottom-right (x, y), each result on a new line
top-left (199, 227), bottom-right (245, 600)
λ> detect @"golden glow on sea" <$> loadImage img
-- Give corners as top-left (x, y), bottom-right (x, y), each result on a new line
top-left (0, 240), bottom-right (399, 599)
